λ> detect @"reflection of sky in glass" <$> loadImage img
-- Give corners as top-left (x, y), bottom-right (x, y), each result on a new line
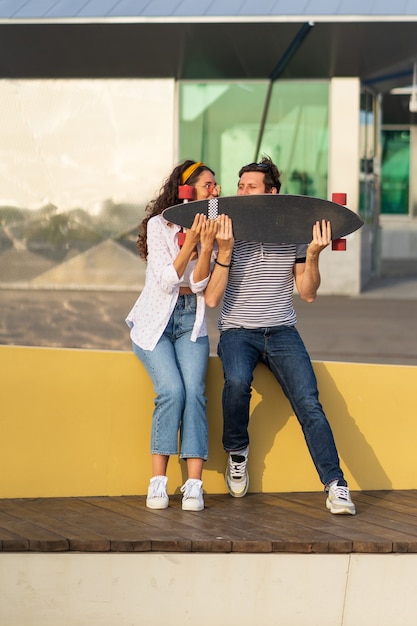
top-left (0, 78), bottom-right (174, 289)
top-left (0, 79), bottom-right (174, 212)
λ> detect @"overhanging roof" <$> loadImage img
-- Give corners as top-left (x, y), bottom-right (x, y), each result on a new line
top-left (1, 2), bottom-right (417, 93)
top-left (2, 0), bottom-right (417, 20)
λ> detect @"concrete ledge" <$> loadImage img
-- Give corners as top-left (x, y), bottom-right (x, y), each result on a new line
top-left (1, 552), bottom-right (417, 626)
top-left (1, 345), bottom-right (416, 497)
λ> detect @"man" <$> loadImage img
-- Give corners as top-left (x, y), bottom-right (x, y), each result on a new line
top-left (206, 156), bottom-right (355, 515)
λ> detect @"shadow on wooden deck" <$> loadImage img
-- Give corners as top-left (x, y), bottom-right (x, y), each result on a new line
top-left (1, 490), bottom-right (417, 554)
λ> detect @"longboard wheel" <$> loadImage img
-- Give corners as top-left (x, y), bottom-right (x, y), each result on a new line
top-left (332, 238), bottom-right (347, 251)
top-left (332, 192), bottom-right (347, 205)
top-left (177, 231), bottom-right (186, 247)
top-left (178, 185), bottom-right (195, 201)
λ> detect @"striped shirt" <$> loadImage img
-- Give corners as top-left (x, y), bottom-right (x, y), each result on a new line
top-left (218, 240), bottom-right (307, 330)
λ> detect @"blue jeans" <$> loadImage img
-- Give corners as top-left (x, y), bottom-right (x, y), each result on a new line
top-left (133, 295), bottom-right (209, 459)
top-left (218, 326), bottom-right (345, 486)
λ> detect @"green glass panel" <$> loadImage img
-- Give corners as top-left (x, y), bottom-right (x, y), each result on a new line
top-left (179, 81), bottom-right (329, 198)
top-left (381, 130), bottom-right (409, 215)
top-left (265, 82), bottom-right (329, 199)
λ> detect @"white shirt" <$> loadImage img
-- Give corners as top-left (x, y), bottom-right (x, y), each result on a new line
top-left (126, 214), bottom-right (212, 351)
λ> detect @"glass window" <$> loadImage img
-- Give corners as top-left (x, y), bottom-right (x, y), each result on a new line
top-left (380, 129), bottom-right (410, 215)
top-left (359, 91), bottom-right (378, 222)
top-left (0, 78), bottom-right (176, 289)
top-left (179, 81), bottom-right (329, 198)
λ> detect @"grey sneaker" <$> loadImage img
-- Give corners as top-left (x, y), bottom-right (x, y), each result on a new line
top-left (326, 480), bottom-right (356, 515)
top-left (225, 446), bottom-right (249, 497)
top-left (180, 478), bottom-right (204, 511)
top-left (146, 475), bottom-right (169, 509)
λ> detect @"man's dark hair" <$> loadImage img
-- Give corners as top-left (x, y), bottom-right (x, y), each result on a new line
top-left (238, 156), bottom-right (281, 193)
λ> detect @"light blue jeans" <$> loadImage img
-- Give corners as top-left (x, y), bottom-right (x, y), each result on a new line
top-left (133, 294), bottom-right (209, 459)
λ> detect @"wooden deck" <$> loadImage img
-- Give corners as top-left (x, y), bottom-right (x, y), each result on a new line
top-left (1, 490), bottom-right (417, 554)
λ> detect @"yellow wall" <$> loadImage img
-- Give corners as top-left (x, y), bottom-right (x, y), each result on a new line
top-left (1, 345), bottom-right (416, 498)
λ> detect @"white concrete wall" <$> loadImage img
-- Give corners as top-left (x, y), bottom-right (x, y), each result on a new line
top-left (1, 552), bottom-right (417, 626)
top-left (323, 78), bottom-right (363, 295)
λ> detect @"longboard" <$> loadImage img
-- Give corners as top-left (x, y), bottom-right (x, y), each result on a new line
top-left (163, 194), bottom-right (364, 244)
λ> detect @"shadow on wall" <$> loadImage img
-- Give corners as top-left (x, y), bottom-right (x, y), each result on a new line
top-left (2, 347), bottom-right (413, 498)
top-left (205, 359), bottom-right (395, 493)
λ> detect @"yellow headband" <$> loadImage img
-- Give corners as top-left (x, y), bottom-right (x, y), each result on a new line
top-left (181, 161), bottom-right (204, 184)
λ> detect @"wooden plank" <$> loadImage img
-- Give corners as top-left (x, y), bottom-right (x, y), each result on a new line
top-left (207, 494), bottom-right (352, 553)
top-left (99, 495), bottom-right (276, 549)
top-left (191, 539), bottom-right (232, 553)
top-left (90, 496), bottom-right (233, 552)
top-left (0, 525), bottom-right (29, 552)
top-left (1, 499), bottom-right (109, 552)
top-left (262, 494), bottom-right (397, 553)
top-left (19, 497), bottom-right (173, 552)
top-left (2, 492), bottom-right (417, 554)
top-left (0, 509), bottom-right (68, 552)
top-left (88, 496), bottom-right (220, 550)
top-left (354, 491), bottom-right (417, 518)
top-left (88, 494), bottom-right (344, 553)
top-left (352, 493), bottom-right (417, 534)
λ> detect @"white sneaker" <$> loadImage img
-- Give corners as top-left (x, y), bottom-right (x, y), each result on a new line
top-left (180, 478), bottom-right (204, 511)
top-left (326, 479), bottom-right (356, 515)
top-left (146, 475), bottom-right (169, 509)
top-left (225, 446), bottom-right (249, 497)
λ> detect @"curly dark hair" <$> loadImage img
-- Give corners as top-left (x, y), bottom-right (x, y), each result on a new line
top-left (136, 160), bottom-right (215, 259)
top-left (238, 155), bottom-right (281, 193)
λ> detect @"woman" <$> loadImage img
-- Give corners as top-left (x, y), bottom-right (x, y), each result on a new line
top-left (126, 160), bottom-right (229, 511)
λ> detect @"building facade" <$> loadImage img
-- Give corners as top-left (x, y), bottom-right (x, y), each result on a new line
top-left (1, 2), bottom-right (417, 294)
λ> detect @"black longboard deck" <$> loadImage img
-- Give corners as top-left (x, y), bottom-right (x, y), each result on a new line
top-left (163, 194), bottom-right (364, 243)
